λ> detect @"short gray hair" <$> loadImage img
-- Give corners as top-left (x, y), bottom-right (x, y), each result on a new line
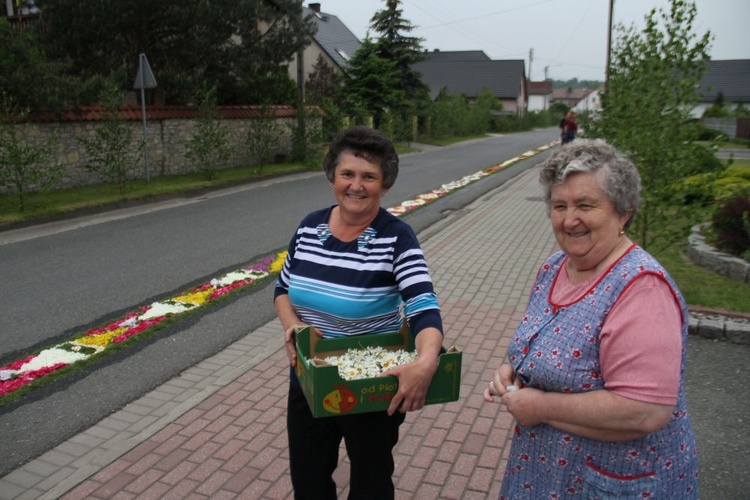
top-left (539, 139), bottom-right (641, 229)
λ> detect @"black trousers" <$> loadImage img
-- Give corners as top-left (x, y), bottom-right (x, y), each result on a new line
top-left (287, 368), bottom-right (406, 499)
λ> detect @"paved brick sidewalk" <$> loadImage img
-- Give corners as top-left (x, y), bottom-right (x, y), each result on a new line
top-left (1, 164), bottom-right (558, 499)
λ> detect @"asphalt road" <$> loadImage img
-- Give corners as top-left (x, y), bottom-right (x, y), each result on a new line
top-left (684, 335), bottom-right (750, 500)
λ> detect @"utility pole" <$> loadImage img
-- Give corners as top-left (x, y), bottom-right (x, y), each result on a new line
top-left (528, 48), bottom-right (534, 80)
top-left (605, 0), bottom-right (614, 89)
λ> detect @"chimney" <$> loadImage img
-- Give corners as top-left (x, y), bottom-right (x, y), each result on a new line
top-left (309, 3), bottom-right (321, 13)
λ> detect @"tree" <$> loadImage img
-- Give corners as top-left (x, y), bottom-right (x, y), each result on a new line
top-left (78, 85), bottom-right (143, 193)
top-left (35, 0), bottom-right (315, 105)
top-left (0, 17), bottom-right (81, 109)
top-left (306, 54), bottom-right (341, 105)
top-left (244, 105), bottom-right (282, 173)
top-left (0, 94), bottom-right (65, 211)
top-left (369, 0), bottom-right (430, 118)
top-left (306, 54), bottom-right (343, 140)
top-left (340, 37), bottom-right (405, 127)
top-left (587, 0), bottom-right (714, 249)
top-left (185, 86), bottom-right (233, 180)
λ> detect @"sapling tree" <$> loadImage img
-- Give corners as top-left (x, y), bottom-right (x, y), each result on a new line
top-left (78, 85), bottom-right (143, 194)
top-left (0, 93), bottom-right (65, 211)
top-left (185, 86), bottom-right (233, 180)
top-left (244, 104), bottom-right (281, 173)
top-left (587, 0), bottom-right (714, 250)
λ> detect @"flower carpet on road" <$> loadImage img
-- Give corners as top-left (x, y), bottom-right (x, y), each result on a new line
top-left (0, 141), bottom-right (556, 404)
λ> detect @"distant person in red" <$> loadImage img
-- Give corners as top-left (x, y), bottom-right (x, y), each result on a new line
top-left (559, 111), bottom-right (578, 144)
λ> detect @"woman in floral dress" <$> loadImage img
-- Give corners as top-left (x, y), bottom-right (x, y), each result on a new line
top-left (484, 139), bottom-right (698, 498)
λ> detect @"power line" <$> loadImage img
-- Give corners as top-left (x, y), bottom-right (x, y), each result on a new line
top-left (405, 0), bottom-right (544, 58)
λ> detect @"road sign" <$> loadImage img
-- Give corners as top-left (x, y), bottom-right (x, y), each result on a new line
top-left (133, 53), bottom-right (157, 89)
top-left (134, 53), bottom-right (157, 184)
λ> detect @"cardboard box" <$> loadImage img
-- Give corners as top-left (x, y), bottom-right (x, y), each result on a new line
top-left (294, 326), bottom-right (461, 418)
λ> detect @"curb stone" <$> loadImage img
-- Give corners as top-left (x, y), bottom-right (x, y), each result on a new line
top-left (688, 311), bottom-right (750, 345)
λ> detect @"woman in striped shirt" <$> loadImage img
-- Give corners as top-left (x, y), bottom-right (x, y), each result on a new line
top-left (275, 126), bottom-right (444, 499)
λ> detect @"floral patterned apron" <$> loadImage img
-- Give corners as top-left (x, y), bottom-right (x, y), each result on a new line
top-left (500, 246), bottom-right (698, 499)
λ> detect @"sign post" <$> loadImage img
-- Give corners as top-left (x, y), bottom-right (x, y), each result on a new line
top-left (133, 53), bottom-right (157, 184)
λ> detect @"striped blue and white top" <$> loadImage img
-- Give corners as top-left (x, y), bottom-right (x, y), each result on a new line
top-left (275, 206), bottom-right (443, 339)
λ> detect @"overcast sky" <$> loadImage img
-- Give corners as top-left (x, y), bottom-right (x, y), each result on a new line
top-left (311, 0), bottom-right (749, 82)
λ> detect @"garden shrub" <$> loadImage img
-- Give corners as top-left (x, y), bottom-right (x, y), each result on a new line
top-left (697, 126), bottom-right (728, 142)
top-left (677, 172), bottom-right (715, 205)
top-left (678, 164), bottom-right (750, 205)
top-left (688, 143), bottom-right (724, 176)
top-left (714, 177), bottom-right (750, 201)
top-left (711, 194), bottom-right (750, 259)
top-left (722, 166), bottom-right (750, 181)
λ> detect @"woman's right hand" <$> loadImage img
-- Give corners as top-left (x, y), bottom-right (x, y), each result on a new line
top-left (284, 325), bottom-right (299, 368)
top-left (483, 363), bottom-right (522, 403)
top-left (283, 324), bottom-right (324, 368)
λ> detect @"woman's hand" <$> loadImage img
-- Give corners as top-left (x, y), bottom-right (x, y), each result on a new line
top-left (383, 354), bottom-right (438, 416)
top-left (484, 363), bottom-right (523, 402)
top-left (283, 324), bottom-right (323, 368)
top-left (275, 294), bottom-right (310, 368)
top-left (484, 363), bottom-right (674, 440)
top-left (384, 327), bottom-right (442, 416)
top-left (499, 386), bottom-right (546, 427)
top-left (283, 325), bottom-right (298, 368)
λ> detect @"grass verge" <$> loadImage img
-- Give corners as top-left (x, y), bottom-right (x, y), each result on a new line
top-left (0, 162), bottom-right (316, 227)
top-left (653, 245), bottom-right (750, 314)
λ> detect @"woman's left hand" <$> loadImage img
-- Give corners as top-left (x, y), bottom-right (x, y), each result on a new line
top-left (500, 386), bottom-right (545, 427)
top-left (383, 327), bottom-right (442, 416)
top-left (382, 355), bottom-right (438, 416)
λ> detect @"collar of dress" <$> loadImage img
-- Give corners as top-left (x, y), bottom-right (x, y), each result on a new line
top-left (317, 224), bottom-right (377, 249)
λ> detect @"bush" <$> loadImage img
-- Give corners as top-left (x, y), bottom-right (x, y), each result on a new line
top-left (714, 176), bottom-right (750, 201)
top-left (711, 194), bottom-right (750, 258)
top-left (697, 126), bottom-right (728, 142)
top-left (677, 162), bottom-right (750, 205)
top-left (687, 143), bottom-right (724, 176)
top-left (723, 166), bottom-right (750, 181)
top-left (677, 172), bottom-right (716, 205)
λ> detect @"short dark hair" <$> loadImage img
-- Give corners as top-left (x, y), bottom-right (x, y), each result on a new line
top-left (539, 139), bottom-right (641, 230)
top-left (323, 126), bottom-right (399, 189)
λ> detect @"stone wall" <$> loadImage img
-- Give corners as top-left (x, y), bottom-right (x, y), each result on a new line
top-left (8, 105), bottom-right (320, 191)
top-left (687, 223), bottom-right (750, 285)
